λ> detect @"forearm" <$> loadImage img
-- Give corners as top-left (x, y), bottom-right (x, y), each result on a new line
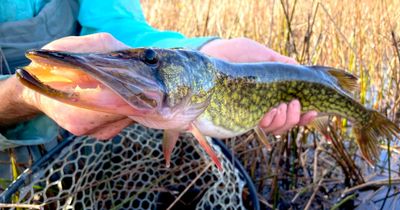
top-left (0, 75), bottom-right (40, 127)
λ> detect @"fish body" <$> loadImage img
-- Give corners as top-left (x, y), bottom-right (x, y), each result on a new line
top-left (16, 48), bottom-right (400, 170)
top-left (195, 61), bottom-right (362, 138)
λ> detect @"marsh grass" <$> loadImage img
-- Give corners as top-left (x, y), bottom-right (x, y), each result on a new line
top-left (143, 0), bottom-right (400, 209)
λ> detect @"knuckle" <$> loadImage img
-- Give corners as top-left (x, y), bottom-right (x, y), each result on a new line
top-left (95, 33), bottom-right (116, 50)
top-left (64, 122), bottom-right (90, 136)
top-left (288, 115), bottom-right (300, 125)
top-left (231, 37), bottom-right (250, 44)
top-left (274, 117), bottom-right (286, 128)
top-left (96, 32), bottom-right (114, 41)
top-left (67, 127), bottom-right (87, 136)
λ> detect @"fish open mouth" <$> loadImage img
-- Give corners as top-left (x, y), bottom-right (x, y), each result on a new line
top-left (16, 49), bottom-right (163, 115)
top-left (17, 51), bottom-right (101, 101)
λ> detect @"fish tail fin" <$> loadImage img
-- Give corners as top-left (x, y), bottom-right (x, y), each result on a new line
top-left (310, 66), bottom-right (358, 92)
top-left (353, 110), bottom-right (400, 164)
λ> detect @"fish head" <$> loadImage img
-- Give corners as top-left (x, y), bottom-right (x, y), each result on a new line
top-left (17, 48), bottom-right (216, 118)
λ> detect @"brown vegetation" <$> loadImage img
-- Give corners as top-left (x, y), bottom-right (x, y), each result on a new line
top-left (143, 1), bottom-right (400, 209)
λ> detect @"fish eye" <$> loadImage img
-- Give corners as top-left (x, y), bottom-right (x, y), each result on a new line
top-left (143, 49), bottom-right (158, 65)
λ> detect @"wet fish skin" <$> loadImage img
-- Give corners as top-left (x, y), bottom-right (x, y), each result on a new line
top-left (16, 48), bottom-right (400, 168)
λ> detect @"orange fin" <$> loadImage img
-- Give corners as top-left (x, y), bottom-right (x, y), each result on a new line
top-left (162, 130), bottom-right (180, 168)
top-left (189, 124), bottom-right (222, 171)
top-left (254, 126), bottom-right (272, 151)
top-left (309, 116), bottom-right (332, 142)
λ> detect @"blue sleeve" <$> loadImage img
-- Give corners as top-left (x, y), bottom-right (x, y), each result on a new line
top-left (78, 0), bottom-right (217, 49)
top-left (0, 75), bottom-right (59, 150)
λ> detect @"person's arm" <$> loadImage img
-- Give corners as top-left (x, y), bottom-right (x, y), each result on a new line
top-left (0, 75), bottom-right (39, 127)
top-left (0, 75), bottom-right (60, 148)
top-left (0, 35), bottom-right (135, 147)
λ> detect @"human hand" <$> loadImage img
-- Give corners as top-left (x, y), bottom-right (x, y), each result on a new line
top-left (200, 37), bottom-right (317, 135)
top-left (20, 33), bottom-right (135, 139)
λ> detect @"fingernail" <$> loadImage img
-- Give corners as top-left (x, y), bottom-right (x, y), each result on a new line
top-left (310, 111), bottom-right (318, 117)
top-left (278, 103), bottom-right (286, 112)
top-left (289, 58), bottom-right (298, 65)
top-left (276, 107), bottom-right (282, 115)
top-left (290, 100), bottom-right (300, 108)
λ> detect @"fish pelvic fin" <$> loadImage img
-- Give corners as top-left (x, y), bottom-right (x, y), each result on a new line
top-left (309, 116), bottom-right (333, 140)
top-left (162, 130), bottom-right (180, 168)
top-left (189, 123), bottom-right (222, 171)
top-left (310, 66), bottom-right (359, 92)
top-left (254, 126), bottom-right (272, 151)
top-left (354, 110), bottom-right (400, 165)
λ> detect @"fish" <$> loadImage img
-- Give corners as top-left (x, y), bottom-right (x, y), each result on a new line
top-left (16, 48), bottom-right (400, 170)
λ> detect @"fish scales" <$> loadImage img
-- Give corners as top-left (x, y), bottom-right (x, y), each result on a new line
top-left (199, 60), bottom-right (370, 133)
top-left (17, 48), bottom-right (400, 168)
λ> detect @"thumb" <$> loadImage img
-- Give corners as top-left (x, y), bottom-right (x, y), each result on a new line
top-left (43, 33), bottom-right (129, 53)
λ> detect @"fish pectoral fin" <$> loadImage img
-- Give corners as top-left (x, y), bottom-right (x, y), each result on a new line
top-left (309, 116), bottom-right (332, 141)
top-left (309, 116), bottom-right (329, 132)
top-left (189, 123), bottom-right (222, 171)
top-left (310, 66), bottom-right (359, 92)
top-left (254, 126), bottom-right (272, 151)
top-left (162, 129), bottom-right (181, 168)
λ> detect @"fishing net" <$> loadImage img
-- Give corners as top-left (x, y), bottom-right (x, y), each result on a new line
top-left (0, 124), bottom-right (258, 209)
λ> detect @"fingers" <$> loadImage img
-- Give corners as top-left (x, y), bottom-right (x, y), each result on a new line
top-left (271, 53), bottom-right (298, 65)
top-left (89, 118), bottom-right (135, 140)
top-left (260, 100), bottom-right (316, 135)
top-left (299, 111), bottom-right (318, 126)
top-left (261, 47), bottom-right (297, 64)
top-left (272, 100), bottom-right (301, 135)
top-left (259, 108), bottom-right (278, 128)
top-left (200, 37), bottom-right (298, 64)
top-left (43, 33), bottom-right (129, 53)
top-left (262, 103), bottom-right (288, 134)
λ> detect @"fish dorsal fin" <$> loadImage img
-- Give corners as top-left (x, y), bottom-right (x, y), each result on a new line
top-left (254, 126), bottom-right (272, 151)
top-left (310, 66), bottom-right (359, 92)
top-left (189, 123), bottom-right (222, 171)
top-left (162, 130), bottom-right (181, 168)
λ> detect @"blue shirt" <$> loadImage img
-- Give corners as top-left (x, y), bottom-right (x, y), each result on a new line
top-left (0, 0), bottom-right (216, 149)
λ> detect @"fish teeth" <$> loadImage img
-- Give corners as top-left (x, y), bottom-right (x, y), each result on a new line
top-left (72, 84), bottom-right (102, 93)
top-left (74, 85), bottom-right (83, 92)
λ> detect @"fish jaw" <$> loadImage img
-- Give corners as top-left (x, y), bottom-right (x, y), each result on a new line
top-left (17, 49), bottom-right (166, 116)
top-left (128, 99), bottom-right (209, 130)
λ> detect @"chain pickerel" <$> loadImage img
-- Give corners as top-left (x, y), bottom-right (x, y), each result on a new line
top-left (16, 48), bottom-right (400, 170)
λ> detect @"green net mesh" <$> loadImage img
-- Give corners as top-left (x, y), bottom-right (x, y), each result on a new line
top-left (8, 124), bottom-right (247, 209)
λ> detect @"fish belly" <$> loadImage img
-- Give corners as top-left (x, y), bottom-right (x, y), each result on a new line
top-left (194, 115), bottom-right (248, 139)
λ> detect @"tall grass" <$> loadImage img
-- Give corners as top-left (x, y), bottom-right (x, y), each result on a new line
top-left (143, 0), bottom-right (400, 209)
